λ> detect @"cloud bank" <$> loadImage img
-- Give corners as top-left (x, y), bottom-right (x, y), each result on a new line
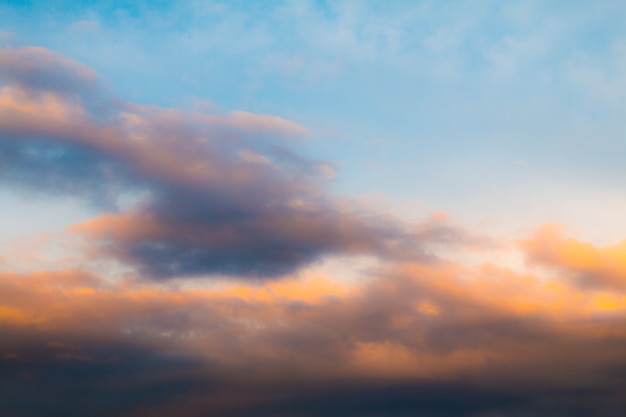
top-left (1, 253), bottom-right (625, 416)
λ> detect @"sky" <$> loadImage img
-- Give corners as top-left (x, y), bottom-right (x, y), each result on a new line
top-left (0, 1), bottom-right (625, 416)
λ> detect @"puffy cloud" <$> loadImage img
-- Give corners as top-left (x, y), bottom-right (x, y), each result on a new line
top-left (0, 47), bottom-right (435, 280)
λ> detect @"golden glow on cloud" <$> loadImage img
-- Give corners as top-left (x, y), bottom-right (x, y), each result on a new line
top-left (522, 223), bottom-right (626, 290)
top-left (1, 229), bottom-right (624, 381)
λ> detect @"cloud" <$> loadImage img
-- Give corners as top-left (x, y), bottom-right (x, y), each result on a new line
top-left (0, 46), bottom-right (98, 94)
top-left (521, 223), bottom-right (626, 291)
top-left (0, 4), bottom-right (625, 415)
top-left (1, 46), bottom-right (623, 415)
top-left (0, 261), bottom-right (624, 416)
top-left (0, 46), bottom-right (438, 280)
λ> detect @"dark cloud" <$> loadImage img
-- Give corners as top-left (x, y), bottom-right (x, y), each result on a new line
top-left (76, 205), bottom-right (420, 279)
top-left (3, 334), bottom-right (623, 417)
top-left (0, 328), bottom-right (211, 417)
top-left (174, 381), bottom-right (624, 417)
top-left (3, 337), bottom-right (623, 417)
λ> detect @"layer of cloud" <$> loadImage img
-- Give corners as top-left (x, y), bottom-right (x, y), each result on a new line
top-left (0, 257), bottom-right (624, 416)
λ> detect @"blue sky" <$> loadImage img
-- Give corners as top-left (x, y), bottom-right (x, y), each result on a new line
top-left (1, 1), bottom-right (625, 244)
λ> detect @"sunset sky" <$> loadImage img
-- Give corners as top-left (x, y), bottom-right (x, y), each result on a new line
top-left (1, 1), bottom-right (625, 416)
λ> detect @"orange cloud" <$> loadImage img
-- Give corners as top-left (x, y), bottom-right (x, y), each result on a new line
top-left (521, 223), bottom-right (626, 290)
top-left (1, 245), bottom-right (625, 416)
top-left (1, 258), bottom-right (624, 378)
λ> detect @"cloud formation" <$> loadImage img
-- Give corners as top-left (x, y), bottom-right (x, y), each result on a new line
top-left (0, 46), bottom-right (436, 280)
top-left (0, 255), bottom-right (624, 416)
top-left (1, 46), bottom-right (625, 417)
